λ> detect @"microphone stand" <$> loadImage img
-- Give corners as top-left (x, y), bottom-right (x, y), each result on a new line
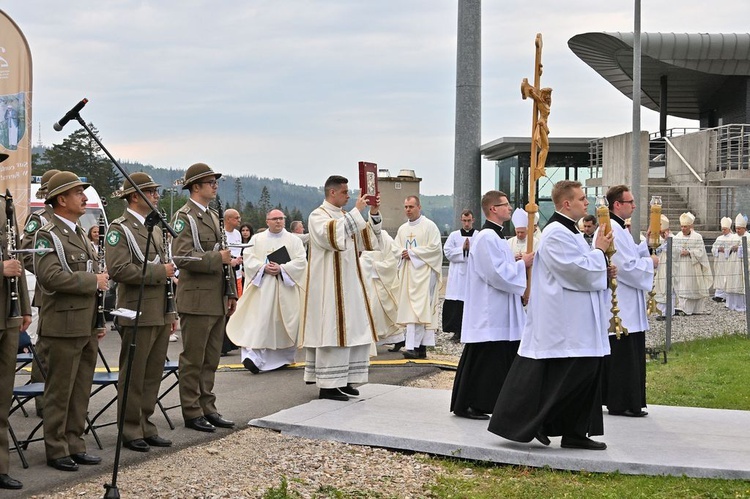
top-left (71, 115), bottom-right (176, 499)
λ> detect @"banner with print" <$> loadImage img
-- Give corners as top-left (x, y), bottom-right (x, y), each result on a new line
top-left (0, 9), bottom-right (32, 223)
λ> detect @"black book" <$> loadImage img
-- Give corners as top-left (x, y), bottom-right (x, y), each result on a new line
top-left (267, 246), bottom-right (291, 265)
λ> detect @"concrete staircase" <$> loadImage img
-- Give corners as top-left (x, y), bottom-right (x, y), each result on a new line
top-left (647, 178), bottom-right (720, 241)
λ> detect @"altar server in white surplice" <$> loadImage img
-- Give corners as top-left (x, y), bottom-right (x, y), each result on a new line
top-left (450, 191), bottom-right (531, 420)
top-left (359, 229), bottom-right (403, 345)
top-left (394, 195), bottom-right (443, 360)
top-left (301, 175), bottom-right (381, 401)
top-left (728, 214), bottom-right (748, 312)
top-left (489, 180), bottom-right (614, 451)
top-left (227, 209), bottom-right (307, 374)
top-left (441, 209), bottom-right (477, 343)
top-left (598, 185), bottom-right (656, 419)
top-left (673, 212), bottom-right (712, 315)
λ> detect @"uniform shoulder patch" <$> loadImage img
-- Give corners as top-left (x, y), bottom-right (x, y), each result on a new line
top-left (24, 219), bottom-right (39, 234)
top-left (174, 218), bottom-right (186, 233)
top-left (106, 230), bottom-right (121, 246)
top-left (35, 237), bottom-right (51, 249)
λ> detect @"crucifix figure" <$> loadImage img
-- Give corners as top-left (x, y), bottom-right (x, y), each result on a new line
top-left (521, 77), bottom-right (552, 181)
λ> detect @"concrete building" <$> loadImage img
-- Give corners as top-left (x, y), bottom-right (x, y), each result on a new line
top-left (378, 168), bottom-right (421, 235)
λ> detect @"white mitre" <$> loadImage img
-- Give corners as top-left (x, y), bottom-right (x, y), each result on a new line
top-left (511, 208), bottom-right (528, 228)
top-left (720, 217), bottom-right (733, 229)
top-left (679, 212), bottom-right (695, 225)
top-left (735, 213), bottom-right (747, 228)
top-left (660, 214), bottom-right (669, 231)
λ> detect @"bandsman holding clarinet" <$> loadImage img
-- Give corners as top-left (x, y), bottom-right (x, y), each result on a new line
top-left (172, 163), bottom-right (237, 433)
top-left (105, 173), bottom-right (176, 452)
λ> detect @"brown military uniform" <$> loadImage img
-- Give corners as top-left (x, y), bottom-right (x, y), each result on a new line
top-left (106, 211), bottom-right (176, 442)
top-left (20, 204), bottom-right (55, 407)
top-left (0, 195), bottom-right (31, 475)
top-left (172, 200), bottom-right (237, 421)
top-left (34, 216), bottom-right (100, 461)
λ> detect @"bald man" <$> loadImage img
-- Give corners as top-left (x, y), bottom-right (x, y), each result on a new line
top-left (222, 208), bottom-right (243, 355)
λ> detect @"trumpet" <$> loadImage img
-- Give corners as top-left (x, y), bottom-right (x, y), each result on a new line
top-left (595, 196), bottom-right (628, 339)
top-left (161, 210), bottom-right (176, 314)
top-left (4, 189), bottom-right (20, 318)
top-left (95, 214), bottom-right (107, 330)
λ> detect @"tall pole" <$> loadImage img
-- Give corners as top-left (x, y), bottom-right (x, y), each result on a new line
top-left (452, 0), bottom-right (481, 225)
top-left (631, 0), bottom-right (642, 243)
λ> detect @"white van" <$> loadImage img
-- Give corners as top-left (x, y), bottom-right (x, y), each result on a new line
top-left (28, 175), bottom-right (108, 231)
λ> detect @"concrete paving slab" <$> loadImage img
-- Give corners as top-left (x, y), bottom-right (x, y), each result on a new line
top-left (251, 383), bottom-right (750, 480)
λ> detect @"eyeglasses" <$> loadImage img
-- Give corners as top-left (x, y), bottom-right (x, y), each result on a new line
top-left (142, 188), bottom-right (159, 196)
top-left (493, 202), bottom-right (509, 207)
top-left (619, 199), bottom-right (635, 205)
top-left (266, 217), bottom-right (286, 222)
top-left (200, 180), bottom-right (218, 187)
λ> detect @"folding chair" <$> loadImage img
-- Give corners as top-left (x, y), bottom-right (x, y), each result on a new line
top-left (8, 345), bottom-right (46, 468)
top-left (13, 343), bottom-right (38, 417)
top-left (84, 348), bottom-right (119, 449)
top-left (156, 359), bottom-right (180, 430)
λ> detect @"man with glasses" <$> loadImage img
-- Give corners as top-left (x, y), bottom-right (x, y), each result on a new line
top-left (600, 185), bottom-right (656, 419)
top-left (394, 195), bottom-right (443, 359)
top-left (227, 209), bottom-right (307, 373)
top-left (105, 173), bottom-right (176, 452)
top-left (172, 163), bottom-right (237, 432)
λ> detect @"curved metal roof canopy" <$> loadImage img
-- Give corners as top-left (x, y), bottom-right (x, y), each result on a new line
top-left (568, 32), bottom-right (750, 120)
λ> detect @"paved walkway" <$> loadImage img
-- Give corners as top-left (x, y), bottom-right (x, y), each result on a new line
top-left (251, 383), bottom-right (750, 480)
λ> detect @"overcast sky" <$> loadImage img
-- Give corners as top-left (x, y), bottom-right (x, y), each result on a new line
top-left (5, 1), bottom-right (750, 194)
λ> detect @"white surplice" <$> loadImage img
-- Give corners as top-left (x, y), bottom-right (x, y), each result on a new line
top-left (461, 227), bottom-right (526, 343)
top-left (443, 229), bottom-right (477, 301)
top-left (673, 230), bottom-right (712, 314)
top-left (359, 230), bottom-right (402, 341)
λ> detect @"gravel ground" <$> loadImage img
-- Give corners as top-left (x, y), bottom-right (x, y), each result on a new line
top-left (37, 297), bottom-right (748, 498)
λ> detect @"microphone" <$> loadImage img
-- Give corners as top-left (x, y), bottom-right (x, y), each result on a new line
top-left (53, 98), bottom-right (88, 131)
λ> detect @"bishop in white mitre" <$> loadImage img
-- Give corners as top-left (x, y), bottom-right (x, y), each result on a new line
top-left (673, 212), bottom-right (712, 315)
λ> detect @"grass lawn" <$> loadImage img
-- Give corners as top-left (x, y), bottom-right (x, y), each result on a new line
top-left (427, 334), bottom-right (750, 499)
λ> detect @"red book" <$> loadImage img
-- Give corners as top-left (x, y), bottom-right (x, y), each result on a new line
top-left (358, 161), bottom-right (378, 205)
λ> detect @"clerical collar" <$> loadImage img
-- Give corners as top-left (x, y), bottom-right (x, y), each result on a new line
top-left (482, 220), bottom-right (503, 238)
top-left (460, 228), bottom-right (476, 237)
top-left (190, 198), bottom-right (209, 212)
top-left (322, 200), bottom-right (342, 212)
top-left (549, 211), bottom-right (580, 234)
top-left (609, 212), bottom-right (627, 229)
top-left (408, 215), bottom-right (423, 226)
top-left (267, 229), bottom-right (286, 238)
top-left (126, 207), bottom-right (146, 225)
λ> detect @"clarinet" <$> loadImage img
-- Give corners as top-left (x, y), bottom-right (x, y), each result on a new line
top-left (161, 210), bottom-right (176, 314)
top-left (215, 199), bottom-right (233, 297)
top-left (4, 189), bottom-right (20, 318)
top-left (95, 214), bottom-right (107, 329)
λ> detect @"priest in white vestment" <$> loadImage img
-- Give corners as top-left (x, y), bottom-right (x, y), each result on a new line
top-left (673, 212), bottom-right (712, 315)
top-left (226, 209), bottom-right (307, 374)
top-left (508, 208), bottom-right (538, 260)
top-left (451, 191), bottom-right (531, 420)
top-left (394, 195), bottom-right (443, 360)
top-left (441, 209), bottom-right (477, 343)
top-left (711, 217), bottom-right (736, 302)
top-left (300, 175), bottom-right (381, 401)
top-left (359, 229), bottom-right (403, 345)
top-left (729, 214), bottom-right (748, 312)
top-left (598, 186), bottom-right (656, 418)
top-left (489, 180), bottom-right (613, 451)
top-left (654, 215), bottom-right (675, 317)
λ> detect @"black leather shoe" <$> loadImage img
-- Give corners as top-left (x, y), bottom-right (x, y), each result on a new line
top-left (71, 452), bottom-right (102, 465)
top-left (0, 474), bottom-right (22, 489)
top-left (123, 439), bottom-right (150, 452)
top-left (47, 457), bottom-right (79, 472)
top-left (535, 431), bottom-right (551, 446)
top-left (339, 384), bottom-right (359, 396)
top-left (242, 358), bottom-right (260, 374)
top-left (185, 416), bottom-right (216, 433)
top-left (561, 435), bottom-right (607, 450)
top-left (205, 412), bottom-right (235, 428)
top-left (319, 388), bottom-right (349, 401)
top-left (144, 435), bottom-right (173, 447)
top-left (388, 341), bottom-right (405, 352)
top-left (609, 409), bottom-right (648, 417)
top-left (402, 349), bottom-right (420, 359)
top-left (655, 315), bottom-right (666, 321)
top-left (454, 407), bottom-right (489, 420)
